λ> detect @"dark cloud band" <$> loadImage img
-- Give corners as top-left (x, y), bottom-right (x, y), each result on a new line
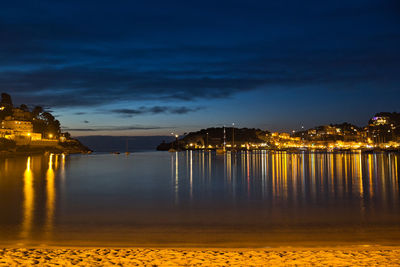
top-left (62, 125), bottom-right (167, 131)
top-left (111, 106), bottom-right (203, 116)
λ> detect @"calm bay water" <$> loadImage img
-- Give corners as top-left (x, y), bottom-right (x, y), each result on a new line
top-left (0, 151), bottom-right (399, 247)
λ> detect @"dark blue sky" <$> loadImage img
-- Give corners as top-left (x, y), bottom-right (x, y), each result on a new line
top-left (1, 0), bottom-right (399, 136)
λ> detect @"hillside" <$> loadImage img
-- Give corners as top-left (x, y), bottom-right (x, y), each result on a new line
top-left (157, 127), bottom-right (269, 151)
top-left (0, 93), bottom-right (91, 154)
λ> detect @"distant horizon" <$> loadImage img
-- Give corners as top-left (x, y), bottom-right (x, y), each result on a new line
top-left (69, 111), bottom-right (397, 137)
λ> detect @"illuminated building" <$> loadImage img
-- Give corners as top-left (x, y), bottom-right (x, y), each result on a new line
top-left (370, 116), bottom-right (389, 126)
top-left (0, 119), bottom-right (42, 143)
top-left (2, 119), bottom-right (33, 132)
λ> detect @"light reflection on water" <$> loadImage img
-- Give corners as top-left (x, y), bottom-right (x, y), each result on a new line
top-left (0, 151), bottom-right (399, 246)
top-left (44, 154), bottom-right (55, 238)
top-left (20, 157), bottom-right (33, 240)
top-left (169, 151), bottom-right (399, 207)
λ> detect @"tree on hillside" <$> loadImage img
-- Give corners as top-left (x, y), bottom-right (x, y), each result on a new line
top-left (32, 119), bottom-right (46, 134)
top-left (63, 132), bottom-right (71, 139)
top-left (0, 93), bottom-right (14, 120)
top-left (46, 119), bottom-right (61, 137)
top-left (1, 93), bottom-right (13, 107)
top-left (19, 104), bottom-right (29, 112)
top-left (37, 112), bottom-right (61, 137)
top-left (31, 110), bottom-right (61, 138)
top-left (40, 111), bottom-right (55, 122)
top-left (32, 106), bottom-right (43, 118)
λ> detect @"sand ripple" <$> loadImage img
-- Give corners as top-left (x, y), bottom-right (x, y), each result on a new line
top-left (1, 247), bottom-right (400, 266)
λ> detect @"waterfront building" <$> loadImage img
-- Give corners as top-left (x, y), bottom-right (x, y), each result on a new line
top-left (11, 108), bottom-right (33, 121)
top-left (0, 118), bottom-right (42, 144)
top-left (1, 119), bottom-right (33, 133)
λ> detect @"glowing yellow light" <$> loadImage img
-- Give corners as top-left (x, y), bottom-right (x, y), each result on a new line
top-left (45, 154), bottom-right (55, 236)
top-left (21, 157), bottom-right (34, 239)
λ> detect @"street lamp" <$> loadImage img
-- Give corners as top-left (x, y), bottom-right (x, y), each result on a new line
top-left (171, 133), bottom-right (178, 149)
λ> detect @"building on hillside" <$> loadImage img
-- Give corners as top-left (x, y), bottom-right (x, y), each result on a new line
top-left (307, 129), bottom-right (317, 135)
top-left (370, 116), bottom-right (390, 126)
top-left (318, 125), bottom-right (336, 135)
top-left (12, 108), bottom-right (33, 121)
top-left (0, 119), bottom-right (42, 142)
top-left (1, 119), bottom-right (33, 132)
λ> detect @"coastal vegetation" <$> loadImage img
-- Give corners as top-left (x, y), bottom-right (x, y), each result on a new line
top-left (0, 93), bottom-right (90, 155)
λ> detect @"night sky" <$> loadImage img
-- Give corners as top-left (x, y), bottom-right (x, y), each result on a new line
top-left (1, 0), bottom-right (399, 136)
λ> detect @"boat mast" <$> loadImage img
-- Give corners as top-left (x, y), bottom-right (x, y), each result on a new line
top-left (223, 126), bottom-right (226, 152)
top-left (232, 123), bottom-right (235, 151)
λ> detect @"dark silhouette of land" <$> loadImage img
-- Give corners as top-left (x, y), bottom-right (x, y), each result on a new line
top-left (158, 113), bottom-right (400, 152)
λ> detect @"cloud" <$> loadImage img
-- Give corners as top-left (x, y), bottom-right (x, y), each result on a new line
top-left (3, 49), bottom-right (399, 109)
top-left (111, 106), bottom-right (203, 116)
top-left (62, 125), bottom-right (166, 131)
top-left (0, 65), bottom-right (264, 107)
top-left (0, 0), bottom-right (399, 110)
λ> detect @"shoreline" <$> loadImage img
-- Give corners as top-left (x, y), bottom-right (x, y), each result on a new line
top-left (0, 138), bottom-right (92, 158)
top-left (0, 150), bottom-right (89, 158)
top-left (1, 245), bottom-right (400, 266)
top-left (1, 148), bottom-right (399, 157)
top-left (158, 147), bottom-right (400, 153)
top-left (1, 242), bottom-right (399, 250)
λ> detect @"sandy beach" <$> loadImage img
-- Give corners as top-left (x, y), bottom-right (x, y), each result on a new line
top-left (1, 246), bottom-right (400, 266)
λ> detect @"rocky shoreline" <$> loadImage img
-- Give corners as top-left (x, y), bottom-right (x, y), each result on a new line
top-left (0, 139), bottom-right (91, 157)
